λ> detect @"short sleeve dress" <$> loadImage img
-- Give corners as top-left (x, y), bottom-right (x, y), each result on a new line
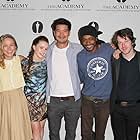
top-left (21, 58), bottom-right (48, 121)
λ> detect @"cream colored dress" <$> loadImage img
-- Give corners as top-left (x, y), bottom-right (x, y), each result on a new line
top-left (0, 56), bottom-right (32, 140)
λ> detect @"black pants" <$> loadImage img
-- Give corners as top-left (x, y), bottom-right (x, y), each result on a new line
top-left (111, 104), bottom-right (140, 140)
top-left (47, 97), bottom-right (81, 140)
top-left (81, 97), bottom-right (110, 140)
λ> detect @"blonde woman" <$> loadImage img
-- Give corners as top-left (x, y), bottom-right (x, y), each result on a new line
top-left (0, 34), bottom-right (32, 140)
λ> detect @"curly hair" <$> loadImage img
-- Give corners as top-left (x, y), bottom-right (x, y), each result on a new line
top-left (0, 34), bottom-right (18, 69)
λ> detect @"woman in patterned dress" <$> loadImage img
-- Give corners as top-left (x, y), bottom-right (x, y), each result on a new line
top-left (0, 34), bottom-right (32, 140)
top-left (21, 35), bottom-right (49, 140)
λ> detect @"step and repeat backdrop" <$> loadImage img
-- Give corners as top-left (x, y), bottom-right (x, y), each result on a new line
top-left (0, 0), bottom-right (140, 139)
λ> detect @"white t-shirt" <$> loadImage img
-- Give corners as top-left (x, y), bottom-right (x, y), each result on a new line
top-left (50, 45), bottom-right (74, 97)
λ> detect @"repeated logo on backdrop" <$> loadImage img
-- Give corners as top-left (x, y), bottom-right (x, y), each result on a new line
top-left (45, 0), bottom-right (90, 11)
top-left (96, 0), bottom-right (140, 12)
top-left (32, 21), bottom-right (43, 34)
top-left (0, 0), bottom-right (90, 11)
top-left (62, 0), bottom-right (71, 1)
top-left (116, 0), bottom-right (126, 3)
top-left (0, 0), bottom-right (29, 9)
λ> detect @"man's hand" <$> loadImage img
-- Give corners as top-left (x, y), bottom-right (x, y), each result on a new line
top-left (113, 49), bottom-right (121, 59)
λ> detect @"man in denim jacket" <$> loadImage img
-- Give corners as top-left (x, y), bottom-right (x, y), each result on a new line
top-left (46, 18), bottom-right (82, 140)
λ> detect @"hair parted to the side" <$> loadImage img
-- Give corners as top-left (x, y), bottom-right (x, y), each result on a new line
top-left (111, 28), bottom-right (136, 49)
top-left (0, 34), bottom-right (18, 69)
top-left (27, 35), bottom-right (49, 73)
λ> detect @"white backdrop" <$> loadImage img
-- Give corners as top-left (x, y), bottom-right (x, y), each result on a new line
top-left (0, 0), bottom-right (140, 139)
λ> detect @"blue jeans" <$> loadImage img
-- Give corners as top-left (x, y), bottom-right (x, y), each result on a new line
top-left (47, 97), bottom-right (81, 140)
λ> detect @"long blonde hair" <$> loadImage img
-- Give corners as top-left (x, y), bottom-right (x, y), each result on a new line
top-left (0, 34), bottom-right (18, 69)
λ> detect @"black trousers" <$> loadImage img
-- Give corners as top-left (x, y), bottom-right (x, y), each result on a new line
top-left (47, 97), bottom-right (81, 140)
top-left (111, 104), bottom-right (140, 140)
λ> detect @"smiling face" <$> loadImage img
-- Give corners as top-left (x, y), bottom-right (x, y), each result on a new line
top-left (2, 37), bottom-right (17, 60)
top-left (53, 24), bottom-right (70, 46)
top-left (33, 40), bottom-right (48, 61)
top-left (117, 36), bottom-right (133, 55)
top-left (81, 35), bottom-right (98, 52)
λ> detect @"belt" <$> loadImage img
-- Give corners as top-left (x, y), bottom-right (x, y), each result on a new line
top-left (51, 96), bottom-right (75, 101)
top-left (116, 100), bottom-right (140, 107)
top-left (83, 95), bottom-right (109, 104)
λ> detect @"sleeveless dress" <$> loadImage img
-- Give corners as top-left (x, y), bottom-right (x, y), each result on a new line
top-left (0, 56), bottom-right (32, 140)
top-left (21, 58), bottom-right (48, 121)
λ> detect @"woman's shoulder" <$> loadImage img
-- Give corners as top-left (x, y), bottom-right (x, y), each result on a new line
top-left (18, 55), bottom-right (26, 61)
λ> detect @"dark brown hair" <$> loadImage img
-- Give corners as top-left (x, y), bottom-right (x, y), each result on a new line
top-left (51, 18), bottom-right (71, 31)
top-left (111, 28), bottom-right (136, 49)
top-left (27, 35), bottom-right (49, 72)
